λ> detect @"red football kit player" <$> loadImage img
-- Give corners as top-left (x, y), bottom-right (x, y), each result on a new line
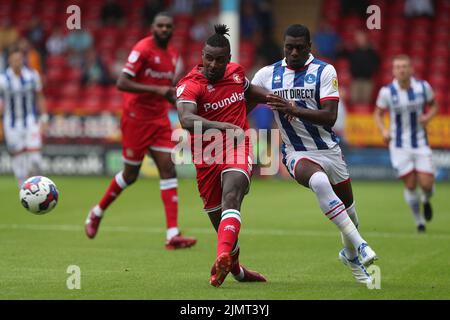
top-left (176, 25), bottom-right (270, 287)
top-left (85, 12), bottom-right (196, 250)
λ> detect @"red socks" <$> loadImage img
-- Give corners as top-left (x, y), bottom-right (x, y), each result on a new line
top-left (217, 210), bottom-right (241, 256)
top-left (160, 179), bottom-right (179, 229)
top-left (99, 172), bottom-right (128, 210)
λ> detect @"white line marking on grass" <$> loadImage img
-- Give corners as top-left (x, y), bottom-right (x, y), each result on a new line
top-left (1, 223), bottom-right (450, 240)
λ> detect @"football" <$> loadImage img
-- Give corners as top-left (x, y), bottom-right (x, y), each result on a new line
top-left (19, 176), bottom-right (59, 214)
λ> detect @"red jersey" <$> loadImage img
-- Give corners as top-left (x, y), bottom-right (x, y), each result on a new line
top-left (176, 62), bottom-right (250, 128)
top-left (122, 36), bottom-right (179, 121)
top-left (176, 62), bottom-right (251, 164)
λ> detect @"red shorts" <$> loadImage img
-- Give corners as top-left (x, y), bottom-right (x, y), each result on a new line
top-left (121, 114), bottom-right (175, 165)
top-left (195, 141), bottom-right (253, 212)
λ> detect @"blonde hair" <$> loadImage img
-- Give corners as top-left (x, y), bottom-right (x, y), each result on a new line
top-left (392, 54), bottom-right (411, 63)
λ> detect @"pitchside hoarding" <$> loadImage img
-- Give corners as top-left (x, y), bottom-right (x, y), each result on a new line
top-left (0, 111), bottom-right (449, 180)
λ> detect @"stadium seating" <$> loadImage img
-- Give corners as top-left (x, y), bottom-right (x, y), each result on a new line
top-left (323, 0), bottom-right (450, 113)
top-left (3, 0), bottom-right (448, 114)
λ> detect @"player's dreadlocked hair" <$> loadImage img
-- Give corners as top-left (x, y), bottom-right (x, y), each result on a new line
top-left (284, 24), bottom-right (311, 42)
top-left (206, 24), bottom-right (231, 52)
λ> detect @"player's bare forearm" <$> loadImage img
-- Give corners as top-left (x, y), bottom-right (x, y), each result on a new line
top-left (420, 99), bottom-right (439, 126)
top-left (116, 73), bottom-right (174, 99)
top-left (179, 114), bottom-right (236, 132)
top-left (267, 94), bottom-right (337, 127)
top-left (374, 107), bottom-right (390, 143)
top-left (176, 101), bottom-right (240, 132)
top-left (245, 84), bottom-right (271, 114)
top-left (374, 108), bottom-right (386, 133)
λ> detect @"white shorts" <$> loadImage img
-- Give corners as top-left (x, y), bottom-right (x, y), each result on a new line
top-left (283, 145), bottom-right (350, 185)
top-left (389, 146), bottom-right (434, 178)
top-left (3, 116), bottom-right (42, 155)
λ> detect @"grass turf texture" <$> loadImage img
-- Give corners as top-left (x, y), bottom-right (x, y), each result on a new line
top-left (1, 175), bottom-right (449, 299)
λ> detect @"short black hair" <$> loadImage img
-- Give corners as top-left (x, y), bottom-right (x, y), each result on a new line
top-left (205, 24), bottom-right (230, 51)
top-left (284, 24), bottom-right (311, 42)
top-left (153, 11), bottom-right (173, 22)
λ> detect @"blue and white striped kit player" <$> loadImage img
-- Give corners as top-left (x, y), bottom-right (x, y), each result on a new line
top-left (376, 78), bottom-right (435, 178)
top-left (251, 53), bottom-right (349, 185)
top-left (0, 65), bottom-right (43, 185)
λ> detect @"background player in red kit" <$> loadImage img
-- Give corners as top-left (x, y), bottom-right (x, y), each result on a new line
top-left (85, 12), bottom-right (196, 250)
top-left (176, 25), bottom-right (272, 287)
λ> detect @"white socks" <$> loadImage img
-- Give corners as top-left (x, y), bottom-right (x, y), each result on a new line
top-left (309, 172), bottom-right (366, 251)
top-left (27, 151), bottom-right (43, 176)
top-left (12, 154), bottom-right (28, 187)
top-left (341, 202), bottom-right (359, 259)
top-left (404, 188), bottom-right (425, 226)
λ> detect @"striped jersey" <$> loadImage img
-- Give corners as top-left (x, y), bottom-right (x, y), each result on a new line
top-left (0, 66), bottom-right (42, 128)
top-left (251, 54), bottom-right (340, 152)
top-left (376, 77), bottom-right (434, 149)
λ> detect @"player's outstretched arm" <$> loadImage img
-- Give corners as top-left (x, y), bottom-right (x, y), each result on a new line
top-left (267, 94), bottom-right (338, 127)
top-left (244, 84), bottom-right (271, 114)
top-left (117, 72), bottom-right (175, 103)
top-left (176, 101), bottom-right (241, 133)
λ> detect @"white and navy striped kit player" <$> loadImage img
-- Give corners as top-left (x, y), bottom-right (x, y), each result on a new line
top-left (252, 54), bottom-right (340, 153)
top-left (376, 77), bottom-right (435, 177)
top-left (252, 54), bottom-right (349, 184)
top-left (0, 66), bottom-right (43, 153)
top-left (376, 78), bottom-right (434, 150)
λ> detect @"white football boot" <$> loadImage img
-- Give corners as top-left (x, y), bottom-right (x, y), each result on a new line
top-left (339, 249), bottom-right (372, 284)
top-left (357, 243), bottom-right (378, 266)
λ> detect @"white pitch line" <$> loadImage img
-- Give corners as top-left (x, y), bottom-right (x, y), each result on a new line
top-left (0, 223), bottom-right (449, 240)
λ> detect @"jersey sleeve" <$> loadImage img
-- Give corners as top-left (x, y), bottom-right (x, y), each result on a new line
top-left (176, 79), bottom-right (200, 105)
top-left (319, 64), bottom-right (339, 102)
top-left (423, 80), bottom-right (434, 103)
top-left (122, 43), bottom-right (146, 77)
top-left (251, 66), bottom-right (270, 89)
top-left (375, 87), bottom-right (390, 109)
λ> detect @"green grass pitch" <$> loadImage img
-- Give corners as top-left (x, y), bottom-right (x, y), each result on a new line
top-left (0, 175), bottom-right (449, 299)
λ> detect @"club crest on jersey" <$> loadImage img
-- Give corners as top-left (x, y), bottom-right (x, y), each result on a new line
top-left (332, 77), bottom-right (339, 90)
top-left (176, 84), bottom-right (186, 98)
top-left (233, 73), bottom-right (242, 83)
top-left (154, 56), bottom-right (161, 64)
top-left (128, 50), bottom-right (140, 63)
top-left (305, 74), bottom-right (316, 84)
